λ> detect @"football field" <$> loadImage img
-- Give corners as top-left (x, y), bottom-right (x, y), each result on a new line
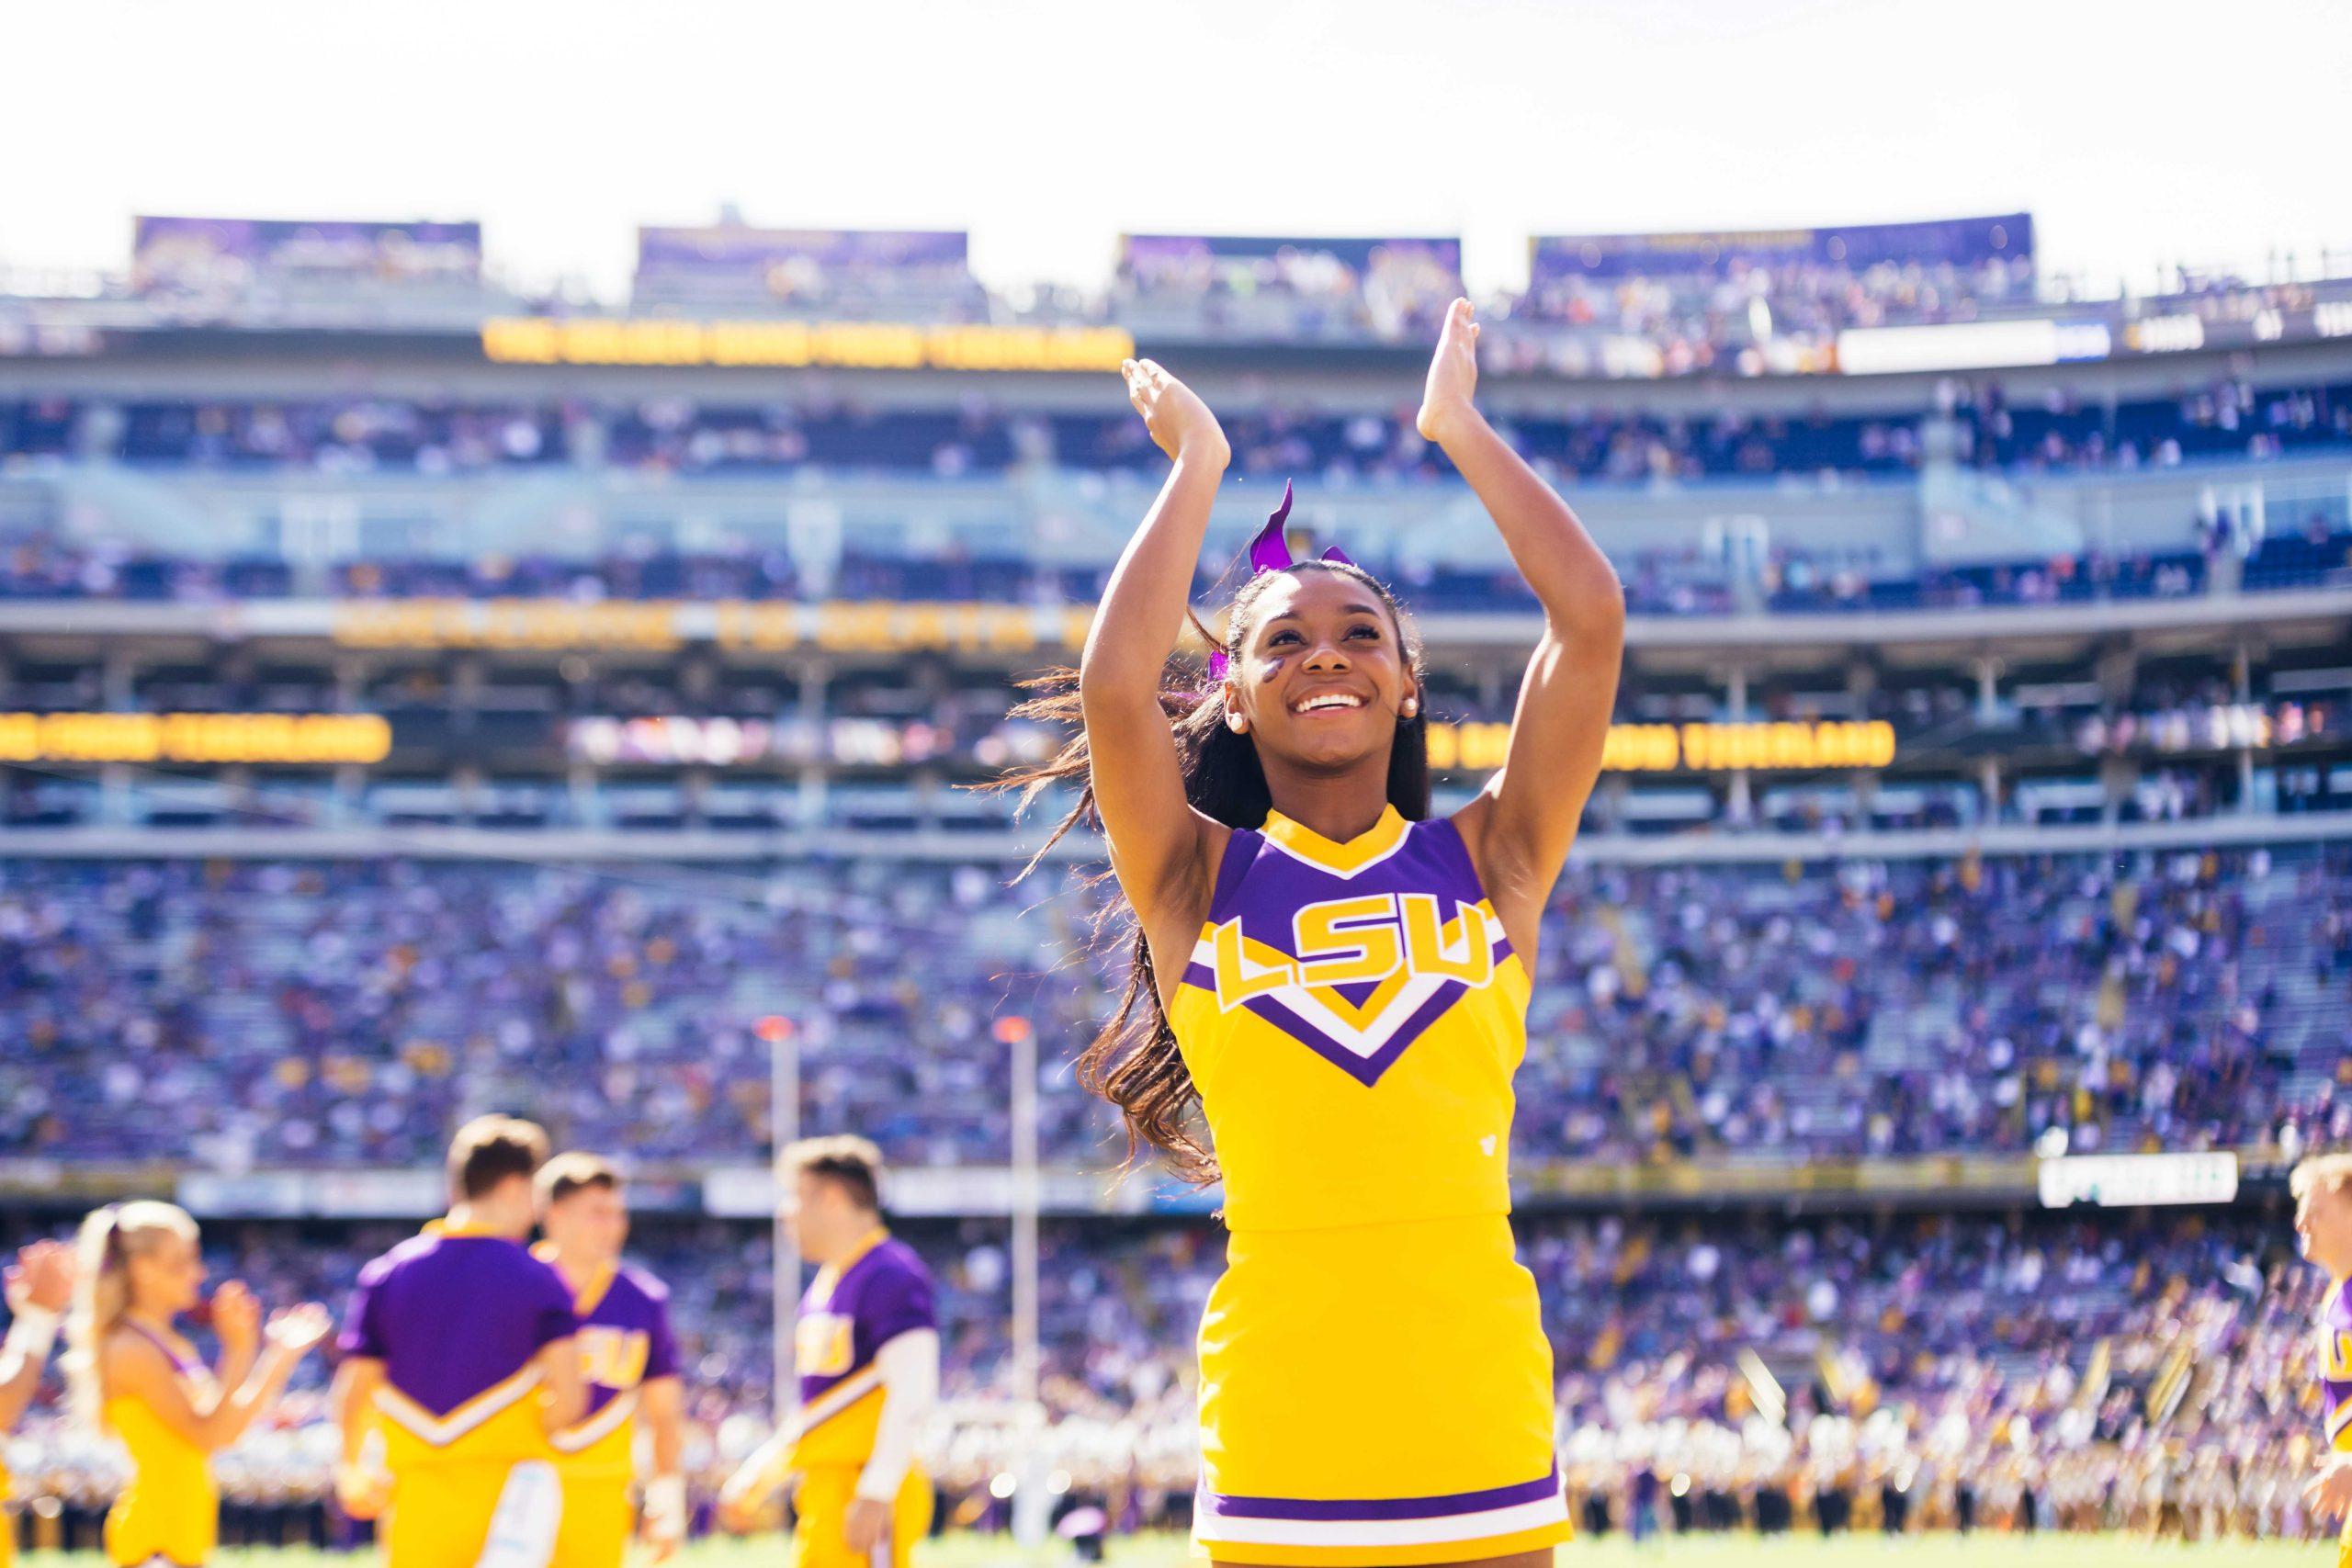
top-left (17, 1533), bottom-right (2332, 1568)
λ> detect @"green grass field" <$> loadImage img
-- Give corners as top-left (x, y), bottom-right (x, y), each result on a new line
top-left (18, 1534), bottom-right (2337, 1568)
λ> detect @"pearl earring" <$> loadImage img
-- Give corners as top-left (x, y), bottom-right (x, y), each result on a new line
top-left (1228, 715), bottom-right (1248, 734)
top-left (1400, 697), bottom-right (1419, 719)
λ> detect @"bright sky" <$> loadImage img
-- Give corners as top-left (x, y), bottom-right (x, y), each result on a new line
top-left (6, 0), bottom-right (2347, 301)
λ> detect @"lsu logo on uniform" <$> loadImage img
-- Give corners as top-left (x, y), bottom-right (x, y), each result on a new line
top-left (796, 1312), bottom-right (855, 1377)
top-left (577, 1325), bottom-right (650, 1391)
top-left (1210, 892), bottom-right (1497, 1009)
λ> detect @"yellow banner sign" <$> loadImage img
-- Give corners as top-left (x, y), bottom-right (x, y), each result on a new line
top-left (714, 603), bottom-right (1092, 654)
top-left (1428, 719), bottom-right (1896, 773)
top-left (335, 601), bottom-right (684, 651)
top-left (333, 600), bottom-right (1094, 653)
top-left (482, 317), bottom-right (1135, 373)
top-left (0, 713), bottom-right (391, 765)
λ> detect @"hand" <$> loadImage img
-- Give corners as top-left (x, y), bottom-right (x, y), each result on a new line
top-left (264, 1302), bottom-right (332, 1358)
top-left (717, 1485), bottom-right (764, 1535)
top-left (2306, 1457), bottom-right (2352, 1520)
top-left (640, 1474), bottom-right (685, 1561)
top-left (1121, 357), bottom-right (1228, 468)
top-left (1416, 297), bottom-right (1482, 446)
top-left (334, 1461), bottom-right (393, 1520)
top-left (6, 1240), bottom-right (74, 1314)
top-left (842, 1496), bottom-right (890, 1555)
top-left (211, 1280), bottom-right (261, 1354)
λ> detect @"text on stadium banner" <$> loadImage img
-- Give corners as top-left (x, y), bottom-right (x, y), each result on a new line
top-left (333, 600), bottom-right (1096, 652)
top-left (1427, 719), bottom-right (1897, 773)
top-left (481, 318), bottom-right (1136, 372)
top-left (0, 712), bottom-right (392, 765)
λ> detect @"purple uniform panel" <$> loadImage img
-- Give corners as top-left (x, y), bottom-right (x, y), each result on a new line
top-left (339, 1232), bottom-right (577, 1416)
top-left (1180, 816), bottom-right (1513, 1087)
top-left (2322, 1277), bottom-right (2352, 1452)
top-left (799, 1237), bottom-right (936, 1405)
top-left (577, 1262), bottom-right (680, 1422)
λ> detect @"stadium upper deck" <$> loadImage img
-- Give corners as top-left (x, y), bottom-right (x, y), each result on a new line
top-left (7, 209), bottom-right (2351, 369)
top-left (1, 217), bottom-right (2350, 854)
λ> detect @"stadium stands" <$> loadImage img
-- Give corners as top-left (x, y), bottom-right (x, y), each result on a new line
top-left (6, 214), bottom-right (2352, 1552)
top-left (4, 1209), bottom-right (2342, 1545)
top-left (0, 847), bottom-right (2344, 1169)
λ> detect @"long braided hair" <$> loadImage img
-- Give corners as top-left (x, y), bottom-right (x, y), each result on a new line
top-left (982, 559), bottom-right (1431, 1183)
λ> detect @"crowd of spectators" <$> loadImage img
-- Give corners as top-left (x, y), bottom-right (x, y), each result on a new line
top-left (5, 378), bottom-right (2344, 487)
top-left (0, 846), bottom-right (2346, 1172)
top-left (0, 516), bottom-right (2339, 621)
top-left (2, 1207), bottom-right (2346, 1547)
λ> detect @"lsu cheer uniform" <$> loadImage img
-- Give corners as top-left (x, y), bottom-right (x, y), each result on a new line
top-left (104, 1322), bottom-right (217, 1568)
top-left (775, 1230), bottom-right (936, 1568)
top-left (2318, 1276), bottom-right (2352, 1568)
top-left (340, 1223), bottom-right (579, 1568)
top-left (535, 1247), bottom-right (680, 1568)
top-left (1170, 805), bottom-right (1569, 1566)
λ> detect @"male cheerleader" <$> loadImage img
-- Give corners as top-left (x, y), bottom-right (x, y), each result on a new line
top-left (534, 1154), bottom-right (685, 1568)
top-left (2294, 1152), bottom-right (2352, 1561)
top-left (720, 1136), bottom-right (938, 1568)
top-left (0, 1240), bottom-right (74, 1568)
top-left (333, 1116), bottom-right (586, 1568)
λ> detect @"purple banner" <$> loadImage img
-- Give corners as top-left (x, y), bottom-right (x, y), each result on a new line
top-left (1531, 213), bottom-right (2031, 282)
top-left (1120, 233), bottom-right (1462, 294)
top-left (132, 217), bottom-right (482, 293)
top-left (636, 226), bottom-right (969, 281)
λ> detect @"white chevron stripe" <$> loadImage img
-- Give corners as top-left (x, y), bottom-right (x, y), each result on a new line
top-left (782, 1362), bottom-right (886, 1443)
top-left (549, 1387), bottom-right (639, 1453)
top-left (1267, 972), bottom-right (1452, 1059)
top-left (376, 1367), bottom-right (542, 1448)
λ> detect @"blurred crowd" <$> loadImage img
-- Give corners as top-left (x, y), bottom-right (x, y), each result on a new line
top-left (1509, 251), bottom-right (2037, 340)
top-left (2, 1207), bottom-right (2346, 1548)
top-left (0, 511), bottom-right (2340, 625)
top-left (0, 529), bottom-right (2294, 618)
top-left (4, 376), bottom-right (2345, 489)
top-left (0, 846), bottom-right (2346, 1170)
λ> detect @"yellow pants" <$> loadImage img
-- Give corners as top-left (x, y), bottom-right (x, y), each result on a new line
top-left (550, 1472), bottom-right (632, 1568)
top-left (792, 1464), bottom-right (932, 1568)
top-left (384, 1464), bottom-right (527, 1568)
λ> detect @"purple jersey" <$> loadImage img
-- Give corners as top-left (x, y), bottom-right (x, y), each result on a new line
top-left (789, 1232), bottom-right (933, 1468)
top-left (339, 1224), bottom-right (577, 1417)
top-left (571, 1260), bottom-right (680, 1421)
top-left (2322, 1276), bottom-right (2352, 1454)
top-left (798, 1235), bottom-right (933, 1404)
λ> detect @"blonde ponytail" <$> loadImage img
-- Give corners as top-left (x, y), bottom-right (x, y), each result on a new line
top-left (62, 1201), bottom-right (198, 1432)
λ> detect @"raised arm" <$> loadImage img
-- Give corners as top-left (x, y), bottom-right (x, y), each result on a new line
top-left (1078, 359), bottom-right (1233, 928)
top-left (0, 1242), bottom-right (74, 1432)
top-left (103, 1302), bottom-right (328, 1453)
top-left (1421, 299), bottom-right (1625, 953)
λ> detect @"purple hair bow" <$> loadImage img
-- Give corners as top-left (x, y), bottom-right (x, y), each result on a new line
top-left (1206, 480), bottom-right (1352, 684)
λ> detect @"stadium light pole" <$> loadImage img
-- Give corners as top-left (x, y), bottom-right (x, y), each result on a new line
top-left (1005, 1013), bottom-right (1047, 1550)
top-left (766, 1015), bottom-right (801, 1427)
top-left (1009, 1015), bottom-right (1040, 1409)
